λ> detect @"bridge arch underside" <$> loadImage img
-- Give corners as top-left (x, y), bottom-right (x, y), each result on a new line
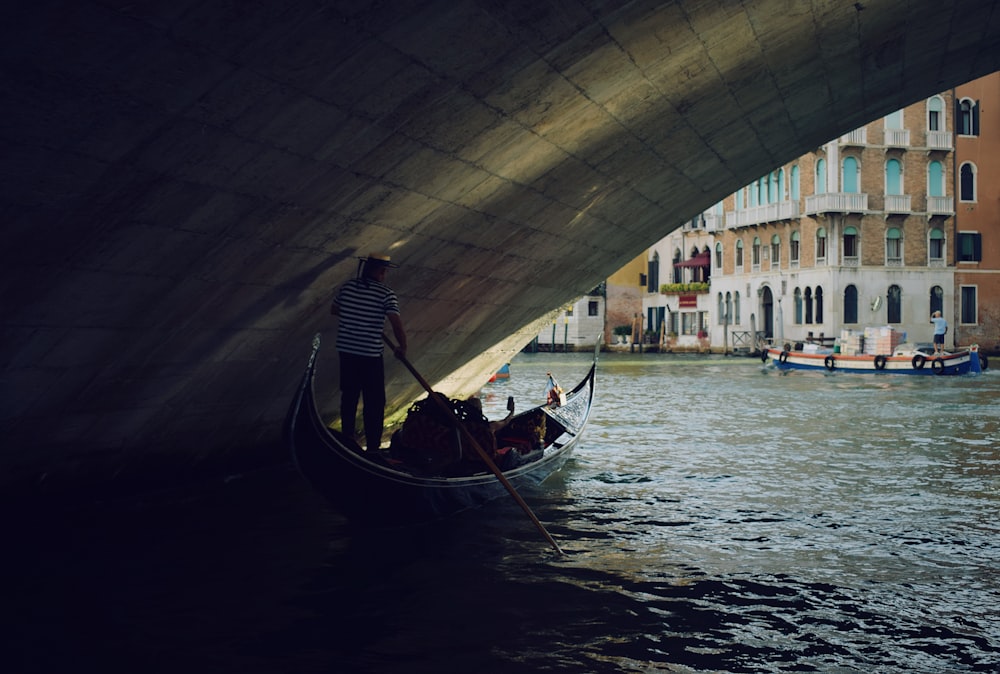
top-left (2, 1), bottom-right (998, 498)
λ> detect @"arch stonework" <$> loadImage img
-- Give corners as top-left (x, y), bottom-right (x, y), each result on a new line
top-left (2, 1), bottom-right (999, 496)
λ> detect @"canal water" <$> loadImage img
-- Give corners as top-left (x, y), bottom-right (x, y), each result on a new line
top-left (7, 353), bottom-right (999, 672)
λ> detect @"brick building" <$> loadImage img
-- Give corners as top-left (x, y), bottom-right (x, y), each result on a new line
top-left (641, 83), bottom-right (993, 353)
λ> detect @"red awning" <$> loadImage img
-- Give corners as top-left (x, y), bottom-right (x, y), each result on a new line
top-left (674, 251), bottom-right (711, 268)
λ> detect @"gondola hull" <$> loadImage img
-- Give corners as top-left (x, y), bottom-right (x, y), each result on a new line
top-left (284, 336), bottom-right (596, 525)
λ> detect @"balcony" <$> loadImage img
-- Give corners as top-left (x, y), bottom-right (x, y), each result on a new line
top-left (702, 211), bottom-right (723, 232)
top-left (884, 128), bottom-right (910, 147)
top-left (926, 130), bottom-right (953, 150)
top-left (724, 200), bottom-right (800, 228)
top-left (840, 128), bottom-right (867, 145)
top-left (804, 192), bottom-right (868, 215)
top-left (927, 195), bottom-right (954, 216)
top-left (884, 194), bottom-right (911, 214)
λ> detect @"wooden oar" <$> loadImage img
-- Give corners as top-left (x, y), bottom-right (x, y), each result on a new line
top-left (382, 333), bottom-right (564, 555)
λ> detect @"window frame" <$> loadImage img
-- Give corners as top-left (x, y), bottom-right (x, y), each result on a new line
top-left (960, 162), bottom-right (977, 202)
top-left (960, 285), bottom-right (978, 324)
top-left (886, 227), bottom-right (902, 264)
top-left (928, 228), bottom-right (945, 263)
top-left (957, 232), bottom-right (982, 262)
top-left (843, 225), bottom-right (859, 261)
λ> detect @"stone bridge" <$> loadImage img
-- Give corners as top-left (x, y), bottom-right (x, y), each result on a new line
top-left (2, 1), bottom-right (999, 499)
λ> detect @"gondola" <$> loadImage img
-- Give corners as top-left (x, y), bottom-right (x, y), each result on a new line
top-left (284, 335), bottom-right (596, 524)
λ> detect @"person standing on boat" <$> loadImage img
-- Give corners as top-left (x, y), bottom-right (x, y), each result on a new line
top-left (930, 310), bottom-right (947, 355)
top-left (331, 253), bottom-right (407, 452)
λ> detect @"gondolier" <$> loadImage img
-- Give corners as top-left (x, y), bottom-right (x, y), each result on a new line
top-left (331, 252), bottom-right (407, 452)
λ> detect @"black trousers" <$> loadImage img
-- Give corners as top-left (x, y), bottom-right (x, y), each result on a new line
top-left (338, 352), bottom-right (386, 451)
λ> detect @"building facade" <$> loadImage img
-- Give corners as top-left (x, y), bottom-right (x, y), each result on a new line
top-left (531, 288), bottom-right (606, 351)
top-left (953, 72), bottom-right (1000, 351)
top-left (642, 211), bottom-right (718, 350)
top-left (641, 84), bottom-right (996, 353)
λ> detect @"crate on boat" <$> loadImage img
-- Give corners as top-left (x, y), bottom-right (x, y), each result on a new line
top-left (839, 329), bottom-right (864, 356)
top-left (863, 326), bottom-right (903, 355)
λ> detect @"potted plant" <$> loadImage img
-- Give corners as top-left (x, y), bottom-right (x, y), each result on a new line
top-left (613, 325), bottom-right (632, 344)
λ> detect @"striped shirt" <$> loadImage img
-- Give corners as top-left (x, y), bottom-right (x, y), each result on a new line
top-left (335, 278), bottom-right (400, 357)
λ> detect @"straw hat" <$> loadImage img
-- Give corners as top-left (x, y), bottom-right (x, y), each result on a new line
top-left (359, 252), bottom-right (399, 268)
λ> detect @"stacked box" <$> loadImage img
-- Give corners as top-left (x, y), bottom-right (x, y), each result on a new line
top-left (840, 329), bottom-right (864, 356)
top-left (863, 326), bottom-right (903, 355)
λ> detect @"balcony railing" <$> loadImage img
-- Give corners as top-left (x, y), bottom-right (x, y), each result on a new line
top-left (884, 128), bottom-right (910, 147)
top-left (724, 200), bottom-right (800, 228)
top-left (840, 128), bottom-right (867, 145)
top-left (884, 194), bottom-right (911, 213)
top-left (804, 192), bottom-right (868, 215)
top-left (926, 130), bottom-right (953, 150)
top-left (927, 195), bottom-right (954, 215)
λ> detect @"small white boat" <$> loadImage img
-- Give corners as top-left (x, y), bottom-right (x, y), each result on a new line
top-left (763, 342), bottom-right (985, 376)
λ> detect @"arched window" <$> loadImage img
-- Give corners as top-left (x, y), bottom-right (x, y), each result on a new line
top-left (842, 156), bottom-right (860, 193)
top-left (790, 231), bottom-right (800, 265)
top-left (770, 234), bottom-right (781, 268)
top-left (734, 292), bottom-right (741, 324)
top-left (735, 240), bottom-right (744, 269)
top-left (715, 242), bottom-right (723, 269)
top-left (752, 236), bottom-right (761, 266)
top-left (672, 249), bottom-right (682, 283)
top-left (776, 168), bottom-right (785, 201)
top-left (759, 177), bottom-right (768, 204)
top-left (648, 252), bottom-right (660, 292)
top-left (885, 109), bottom-right (904, 129)
top-left (844, 285), bottom-right (858, 324)
top-left (885, 159), bottom-right (903, 195)
top-left (815, 286), bottom-right (824, 323)
top-left (769, 171), bottom-right (778, 203)
top-left (736, 188), bottom-right (744, 210)
top-left (790, 165), bottom-right (800, 200)
top-left (815, 158), bottom-right (827, 194)
top-left (887, 284), bottom-right (902, 324)
top-left (927, 96), bottom-right (944, 131)
top-left (794, 287), bottom-right (803, 324)
top-left (816, 227), bottom-right (827, 260)
top-left (958, 98), bottom-right (980, 136)
top-left (804, 287), bottom-right (813, 324)
top-left (843, 226), bottom-right (859, 260)
top-left (930, 285), bottom-right (944, 317)
top-left (960, 162), bottom-right (977, 202)
top-left (929, 228), bottom-right (944, 262)
top-left (886, 227), bottom-right (902, 263)
top-left (928, 161), bottom-right (945, 197)
top-left (717, 293), bottom-right (725, 325)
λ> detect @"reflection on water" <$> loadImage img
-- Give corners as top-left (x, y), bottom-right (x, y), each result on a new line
top-left (7, 353), bottom-right (999, 672)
